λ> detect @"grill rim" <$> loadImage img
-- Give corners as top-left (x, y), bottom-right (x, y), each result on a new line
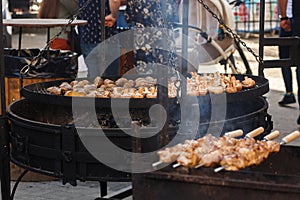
top-left (20, 74), bottom-right (269, 108)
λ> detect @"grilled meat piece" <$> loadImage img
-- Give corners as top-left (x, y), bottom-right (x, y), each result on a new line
top-left (46, 86), bottom-right (61, 95)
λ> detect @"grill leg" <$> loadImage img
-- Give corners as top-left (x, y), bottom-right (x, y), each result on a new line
top-left (10, 170), bottom-right (29, 200)
top-left (95, 185), bottom-right (132, 200)
top-left (100, 181), bottom-right (107, 197)
top-left (0, 116), bottom-right (11, 200)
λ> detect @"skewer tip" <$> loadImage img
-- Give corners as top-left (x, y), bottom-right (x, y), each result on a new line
top-left (280, 141), bottom-right (286, 145)
top-left (152, 161), bottom-right (163, 168)
top-left (195, 163), bottom-right (204, 169)
top-left (214, 166), bottom-right (226, 173)
top-left (173, 163), bottom-right (181, 168)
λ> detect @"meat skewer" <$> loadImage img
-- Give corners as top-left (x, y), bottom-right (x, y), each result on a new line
top-left (173, 130), bottom-right (247, 168)
top-left (172, 134), bottom-right (218, 168)
top-left (194, 127), bottom-right (264, 169)
top-left (214, 130), bottom-right (299, 172)
top-left (152, 140), bottom-right (199, 168)
top-left (152, 136), bottom-right (212, 168)
top-left (154, 127), bottom-right (263, 169)
top-left (214, 130), bottom-right (282, 172)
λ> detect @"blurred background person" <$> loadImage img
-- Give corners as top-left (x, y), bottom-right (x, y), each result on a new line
top-left (278, 0), bottom-right (300, 124)
top-left (77, 0), bottom-right (121, 77)
top-left (278, 0), bottom-right (296, 106)
top-left (38, 0), bottom-right (78, 51)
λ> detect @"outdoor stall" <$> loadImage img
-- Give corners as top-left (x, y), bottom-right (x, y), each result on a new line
top-left (1, 0), bottom-right (300, 200)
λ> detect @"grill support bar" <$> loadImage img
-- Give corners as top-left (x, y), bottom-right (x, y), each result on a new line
top-left (1, 2), bottom-right (11, 199)
top-left (61, 125), bottom-right (77, 186)
top-left (0, 116), bottom-right (10, 200)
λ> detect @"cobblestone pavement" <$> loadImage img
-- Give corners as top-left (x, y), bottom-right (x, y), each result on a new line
top-left (5, 32), bottom-right (300, 200)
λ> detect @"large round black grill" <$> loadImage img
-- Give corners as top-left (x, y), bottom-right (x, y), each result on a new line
top-left (8, 74), bottom-right (272, 185)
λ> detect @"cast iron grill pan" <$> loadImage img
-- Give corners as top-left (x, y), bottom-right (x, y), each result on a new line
top-left (20, 74), bottom-right (269, 107)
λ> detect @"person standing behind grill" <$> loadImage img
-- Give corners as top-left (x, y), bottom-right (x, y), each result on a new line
top-left (77, 0), bottom-right (121, 78)
top-left (278, 0), bottom-right (300, 124)
top-left (38, 0), bottom-right (78, 51)
top-left (278, 0), bottom-right (296, 106)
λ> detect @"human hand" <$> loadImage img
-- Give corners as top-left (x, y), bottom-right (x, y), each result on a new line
top-left (280, 19), bottom-right (291, 32)
top-left (105, 14), bottom-right (117, 27)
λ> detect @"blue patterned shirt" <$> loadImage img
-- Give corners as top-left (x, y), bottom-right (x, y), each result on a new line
top-left (78, 0), bottom-right (118, 44)
top-left (125, 0), bottom-right (179, 74)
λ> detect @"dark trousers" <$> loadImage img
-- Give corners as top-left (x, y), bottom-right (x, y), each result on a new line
top-left (279, 26), bottom-right (293, 94)
top-left (291, 17), bottom-right (300, 108)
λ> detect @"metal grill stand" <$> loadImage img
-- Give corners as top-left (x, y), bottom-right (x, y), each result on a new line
top-left (0, 1), bottom-right (11, 199)
top-left (0, 0), bottom-right (271, 199)
top-left (0, 116), bottom-right (10, 200)
top-left (1, 0), bottom-right (184, 199)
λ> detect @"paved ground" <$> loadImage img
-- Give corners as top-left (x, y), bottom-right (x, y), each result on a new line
top-left (4, 31), bottom-right (300, 200)
top-left (10, 181), bottom-right (131, 200)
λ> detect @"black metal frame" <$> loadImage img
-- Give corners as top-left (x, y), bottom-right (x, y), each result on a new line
top-left (1, 1), bottom-right (12, 199)
top-left (0, 1), bottom-right (188, 199)
top-left (258, 0), bottom-right (300, 76)
top-left (0, 0), bottom-right (125, 199)
top-left (0, 0), bottom-right (266, 200)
